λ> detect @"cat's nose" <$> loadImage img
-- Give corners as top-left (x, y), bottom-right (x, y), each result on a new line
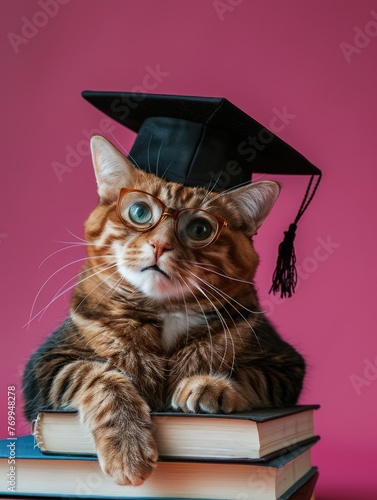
top-left (149, 239), bottom-right (172, 260)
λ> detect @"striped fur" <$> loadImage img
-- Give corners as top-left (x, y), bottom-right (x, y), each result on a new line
top-left (23, 136), bottom-right (305, 486)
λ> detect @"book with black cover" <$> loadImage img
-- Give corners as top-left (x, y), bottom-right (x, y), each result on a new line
top-left (0, 435), bottom-right (318, 499)
top-left (33, 405), bottom-right (319, 461)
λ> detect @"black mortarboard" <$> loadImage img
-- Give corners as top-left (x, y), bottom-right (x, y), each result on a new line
top-left (82, 91), bottom-right (322, 297)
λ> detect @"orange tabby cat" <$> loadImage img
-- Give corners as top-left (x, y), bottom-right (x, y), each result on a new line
top-left (23, 135), bottom-right (305, 486)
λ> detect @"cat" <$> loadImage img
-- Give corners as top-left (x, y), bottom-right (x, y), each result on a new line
top-left (23, 134), bottom-right (306, 486)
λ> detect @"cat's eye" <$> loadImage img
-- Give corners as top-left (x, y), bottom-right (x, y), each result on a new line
top-left (117, 188), bottom-right (228, 249)
top-left (129, 203), bottom-right (153, 225)
top-left (118, 191), bottom-right (163, 229)
top-left (186, 219), bottom-right (212, 240)
top-left (176, 213), bottom-right (217, 248)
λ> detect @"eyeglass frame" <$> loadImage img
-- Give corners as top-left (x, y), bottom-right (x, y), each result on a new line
top-left (116, 188), bottom-right (228, 249)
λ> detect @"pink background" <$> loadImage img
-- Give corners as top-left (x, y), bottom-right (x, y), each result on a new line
top-left (1, 1), bottom-right (377, 498)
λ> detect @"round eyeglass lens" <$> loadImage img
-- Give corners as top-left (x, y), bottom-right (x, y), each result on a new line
top-left (177, 210), bottom-right (218, 248)
top-left (119, 191), bottom-right (162, 230)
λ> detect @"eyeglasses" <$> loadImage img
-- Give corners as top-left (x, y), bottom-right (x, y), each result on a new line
top-left (117, 188), bottom-right (228, 249)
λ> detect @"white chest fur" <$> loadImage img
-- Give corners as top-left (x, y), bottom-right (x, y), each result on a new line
top-left (159, 311), bottom-right (208, 351)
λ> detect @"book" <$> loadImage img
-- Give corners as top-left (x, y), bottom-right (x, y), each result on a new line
top-left (0, 435), bottom-right (318, 499)
top-left (33, 405), bottom-right (319, 461)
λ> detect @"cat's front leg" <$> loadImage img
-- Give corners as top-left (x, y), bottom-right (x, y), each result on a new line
top-left (168, 319), bottom-right (306, 413)
top-left (167, 332), bottom-right (254, 413)
top-left (78, 319), bottom-right (166, 409)
top-left (49, 360), bottom-right (158, 485)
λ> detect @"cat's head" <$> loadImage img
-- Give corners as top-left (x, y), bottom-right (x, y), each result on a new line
top-left (85, 135), bottom-right (279, 303)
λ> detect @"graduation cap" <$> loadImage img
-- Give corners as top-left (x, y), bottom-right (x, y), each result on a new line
top-left (82, 91), bottom-right (322, 298)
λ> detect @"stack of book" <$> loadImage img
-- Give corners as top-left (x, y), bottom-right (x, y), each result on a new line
top-left (0, 405), bottom-right (319, 499)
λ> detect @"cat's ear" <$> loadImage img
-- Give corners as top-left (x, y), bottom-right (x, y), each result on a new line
top-left (215, 181), bottom-right (280, 236)
top-left (90, 135), bottom-right (137, 203)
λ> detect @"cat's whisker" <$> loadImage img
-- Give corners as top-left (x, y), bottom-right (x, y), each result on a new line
top-left (188, 261), bottom-right (255, 285)
top-left (187, 270), bottom-right (259, 317)
top-left (28, 255), bottom-right (105, 330)
top-left (108, 275), bottom-right (125, 300)
top-left (203, 180), bottom-right (253, 205)
top-left (176, 280), bottom-right (192, 346)
top-left (38, 242), bottom-right (109, 269)
top-left (71, 268), bottom-right (122, 318)
top-left (193, 276), bottom-right (260, 348)
top-left (65, 228), bottom-right (88, 244)
top-left (37, 259), bottom-right (118, 329)
top-left (105, 129), bottom-right (142, 170)
top-left (41, 261), bottom-right (120, 322)
top-left (195, 284), bottom-right (235, 374)
top-left (156, 139), bottom-right (164, 179)
top-left (50, 258), bottom-right (116, 304)
top-left (179, 277), bottom-right (214, 372)
top-left (63, 231), bottom-right (111, 251)
top-left (25, 261), bottom-right (119, 328)
top-left (162, 281), bottom-right (192, 349)
top-left (200, 171), bottom-right (225, 204)
top-left (160, 159), bottom-right (175, 180)
top-left (38, 245), bottom-right (82, 269)
top-left (187, 277), bottom-right (234, 373)
top-left (188, 271), bottom-right (261, 351)
top-left (187, 274), bottom-right (240, 369)
top-left (126, 151), bottom-right (142, 170)
top-left (147, 134), bottom-right (153, 174)
top-left (56, 240), bottom-right (111, 248)
top-left (189, 261), bottom-right (223, 270)
top-left (195, 274), bottom-right (265, 317)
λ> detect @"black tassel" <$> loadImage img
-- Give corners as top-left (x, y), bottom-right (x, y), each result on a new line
top-left (269, 173), bottom-right (322, 298)
top-left (269, 223), bottom-right (297, 298)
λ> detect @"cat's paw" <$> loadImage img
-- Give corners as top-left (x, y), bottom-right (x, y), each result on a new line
top-left (94, 418), bottom-right (158, 486)
top-left (171, 375), bottom-right (247, 413)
